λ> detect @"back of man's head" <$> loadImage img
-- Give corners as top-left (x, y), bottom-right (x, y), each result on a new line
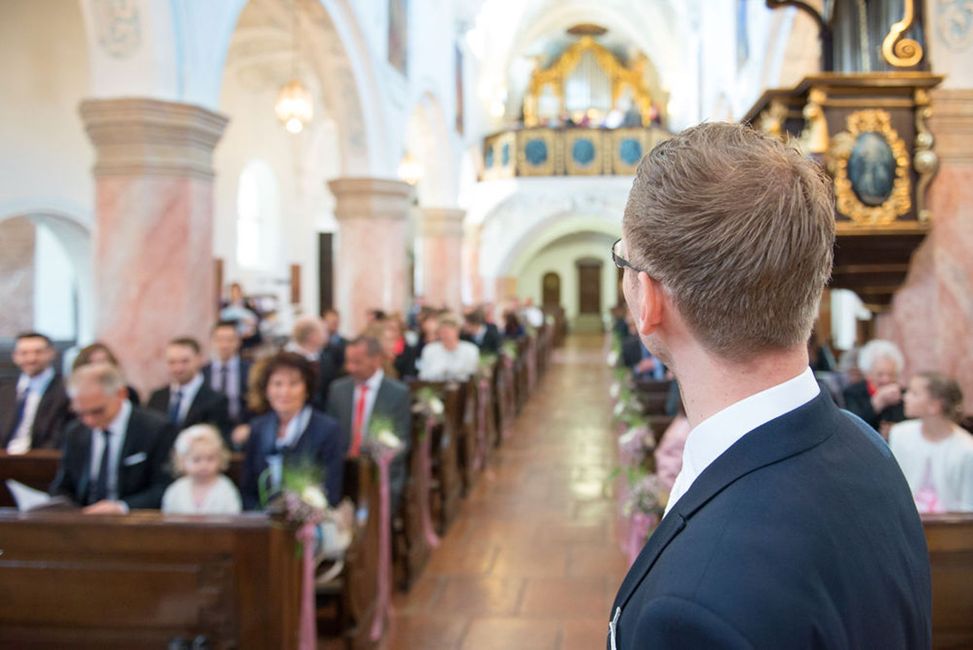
top-left (623, 122), bottom-right (834, 361)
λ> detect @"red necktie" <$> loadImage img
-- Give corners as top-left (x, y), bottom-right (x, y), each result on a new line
top-left (349, 383), bottom-right (369, 458)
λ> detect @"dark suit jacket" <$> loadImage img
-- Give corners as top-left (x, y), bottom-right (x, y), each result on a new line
top-left (462, 324), bottom-right (502, 356)
top-left (50, 406), bottom-right (176, 509)
top-left (312, 352), bottom-right (342, 410)
top-left (323, 337), bottom-right (346, 375)
top-left (0, 373), bottom-right (73, 450)
top-left (240, 408), bottom-right (344, 509)
top-left (146, 382), bottom-right (231, 440)
top-left (325, 375), bottom-right (411, 508)
top-left (202, 358), bottom-right (252, 425)
top-left (610, 393), bottom-right (931, 649)
top-left (842, 379), bottom-right (906, 432)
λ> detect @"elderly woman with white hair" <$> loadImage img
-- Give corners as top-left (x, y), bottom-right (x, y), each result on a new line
top-left (842, 339), bottom-right (907, 437)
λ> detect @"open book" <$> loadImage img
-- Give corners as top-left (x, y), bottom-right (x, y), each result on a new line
top-left (6, 480), bottom-right (76, 512)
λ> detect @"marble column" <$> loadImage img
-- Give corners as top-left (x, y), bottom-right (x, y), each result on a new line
top-left (0, 217), bottom-right (35, 336)
top-left (464, 221), bottom-right (484, 305)
top-left (80, 98), bottom-right (228, 394)
top-left (418, 207), bottom-right (465, 313)
top-left (328, 178), bottom-right (412, 336)
top-left (878, 89), bottom-right (973, 409)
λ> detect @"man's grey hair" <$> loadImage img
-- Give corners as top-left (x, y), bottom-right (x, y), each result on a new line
top-left (292, 316), bottom-right (326, 346)
top-left (858, 339), bottom-right (904, 375)
top-left (348, 335), bottom-right (385, 358)
top-left (68, 362), bottom-right (126, 397)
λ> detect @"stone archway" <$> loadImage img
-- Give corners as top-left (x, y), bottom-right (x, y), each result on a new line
top-left (0, 210), bottom-right (94, 343)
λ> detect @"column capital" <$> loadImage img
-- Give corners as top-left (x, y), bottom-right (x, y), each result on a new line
top-left (930, 89), bottom-right (973, 164)
top-left (419, 207), bottom-right (466, 237)
top-left (79, 97), bottom-right (228, 180)
top-left (328, 177), bottom-right (414, 221)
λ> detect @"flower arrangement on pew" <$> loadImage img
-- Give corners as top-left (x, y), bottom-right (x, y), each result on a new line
top-left (361, 415), bottom-right (404, 642)
top-left (620, 468), bottom-right (668, 565)
top-left (258, 461), bottom-right (353, 650)
top-left (478, 353), bottom-right (498, 377)
top-left (412, 386), bottom-right (446, 426)
top-left (500, 339), bottom-right (520, 362)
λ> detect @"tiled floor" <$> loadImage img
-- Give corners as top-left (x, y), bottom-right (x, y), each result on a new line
top-left (325, 335), bottom-right (627, 649)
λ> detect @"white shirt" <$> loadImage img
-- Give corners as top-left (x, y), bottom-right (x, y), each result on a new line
top-left (418, 341), bottom-right (480, 382)
top-left (88, 399), bottom-right (133, 502)
top-left (162, 475), bottom-right (242, 515)
top-left (170, 373), bottom-right (204, 425)
top-left (354, 370), bottom-right (385, 436)
top-left (6, 367), bottom-right (55, 454)
top-left (889, 419), bottom-right (973, 513)
top-left (664, 367), bottom-right (820, 517)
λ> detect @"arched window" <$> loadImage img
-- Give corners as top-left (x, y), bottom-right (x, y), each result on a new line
top-left (236, 160), bottom-right (280, 270)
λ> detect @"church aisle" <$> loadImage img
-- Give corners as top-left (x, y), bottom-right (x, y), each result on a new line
top-left (378, 334), bottom-right (626, 649)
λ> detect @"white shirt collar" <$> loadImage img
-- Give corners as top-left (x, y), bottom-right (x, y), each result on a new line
top-left (105, 399), bottom-right (133, 438)
top-left (667, 367), bottom-right (820, 515)
top-left (171, 372), bottom-right (204, 400)
top-left (18, 366), bottom-right (55, 395)
top-left (276, 405), bottom-right (313, 450)
top-left (359, 369), bottom-right (384, 392)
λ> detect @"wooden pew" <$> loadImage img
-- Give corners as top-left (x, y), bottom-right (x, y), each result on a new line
top-left (924, 513), bottom-right (973, 649)
top-left (406, 382), bottom-right (463, 534)
top-left (493, 356), bottom-right (516, 445)
top-left (395, 413), bottom-right (435, 591)
top-left (0, 450), bottom-right (245, 508)
top-left (0, 510), bottom-right (300, 649)
top-left (633, 379), bottom-right (673, 416)
top-left (318, 457), bottom-right (383, 649)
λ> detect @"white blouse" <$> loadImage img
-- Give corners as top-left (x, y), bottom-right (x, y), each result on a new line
top-left (889, 419), bottom-right (973, 513)
top-left (162, 475), bottom-right (243, 515)
top-left (418, 341), bottom-right (480, 382)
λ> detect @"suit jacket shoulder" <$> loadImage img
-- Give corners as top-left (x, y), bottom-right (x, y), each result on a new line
top-left (613, 394), bottom-right (931, 649)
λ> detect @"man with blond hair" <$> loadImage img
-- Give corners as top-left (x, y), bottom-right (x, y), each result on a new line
top-left (608, 123), bottom-right (930, 649)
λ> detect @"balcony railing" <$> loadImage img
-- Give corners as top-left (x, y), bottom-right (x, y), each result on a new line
top-left (481, 126), bottom-right (671, 179)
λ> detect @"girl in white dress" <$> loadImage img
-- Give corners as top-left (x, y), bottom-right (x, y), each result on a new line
top-left (162, 424), bottom-right (242, 515)
top-left (889, 372), bottom-right (973, 513)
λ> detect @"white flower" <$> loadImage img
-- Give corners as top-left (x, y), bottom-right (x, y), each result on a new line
top-left (430, 397), bottom-right (444, 415)
top-left (606, 351), bottom-right (619, 366)
top-left (301, 485), bottom-right (327, 510)
top-left (609, 383), bottom-right (620, 399)
top-left (613, 401), bottom-right (625, 416)
top-left (374, 430), bottom-right (403, 451)
top-left (619, 427), bottom-right (642, 448)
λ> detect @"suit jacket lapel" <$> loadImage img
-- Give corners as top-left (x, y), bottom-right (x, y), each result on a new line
top-left (77, 426), bottom-right (95, 503)
top-left (612, 393), bottom-right (839, 613)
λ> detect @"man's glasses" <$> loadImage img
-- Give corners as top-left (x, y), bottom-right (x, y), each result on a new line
top-left (611, 238), bottom-right (649, 275)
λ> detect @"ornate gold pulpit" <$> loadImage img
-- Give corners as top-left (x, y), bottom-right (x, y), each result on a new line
top-left (744, 72), bottom-right (942, 310)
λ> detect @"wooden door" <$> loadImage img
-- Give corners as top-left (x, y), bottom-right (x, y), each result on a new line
top-left (577, 259), bottom-right (602, 315)
top-left (542, 272), bottom-right (561, 308)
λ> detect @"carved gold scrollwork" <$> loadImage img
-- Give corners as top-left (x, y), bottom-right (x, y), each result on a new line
top-left (882, 0), bottom-right (924, 67)
top-left (800, 88), bottom-right (830, 154)
top-left (832, 110), bottom-right (912, 226)
top-left (913, 89), bottom-right (939, 223)
top-left (756, 100), bottom-right (788, 140)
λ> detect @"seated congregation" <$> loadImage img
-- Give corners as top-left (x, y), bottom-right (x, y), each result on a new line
top-left (0, 299), bottom-right (556, 647)
top-left (614, 316), bottom-right (973, 516)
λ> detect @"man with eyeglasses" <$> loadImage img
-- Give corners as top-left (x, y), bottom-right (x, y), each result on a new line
top-left (607, 123), bottom-right (929, 649)
top-left (51, 363), bottom-right (176, 514)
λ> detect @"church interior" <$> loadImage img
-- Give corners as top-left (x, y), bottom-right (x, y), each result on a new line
top-left (1, 0), bottom-right (972, 648)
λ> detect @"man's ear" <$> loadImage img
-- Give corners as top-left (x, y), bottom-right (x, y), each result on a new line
top-left (636, 272), bottom-right (664, 336)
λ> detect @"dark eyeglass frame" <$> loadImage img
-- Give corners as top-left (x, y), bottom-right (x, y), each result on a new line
top-left (611, 238), bottom-right (649, 275)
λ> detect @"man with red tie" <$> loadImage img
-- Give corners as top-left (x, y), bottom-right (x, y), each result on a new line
top-left (325, 336), bottom-right (411, 508)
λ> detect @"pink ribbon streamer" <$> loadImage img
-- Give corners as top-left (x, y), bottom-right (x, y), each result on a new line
top-left (501, 357), bottom-right (515, 439)
top-left (625, 512), bottom-right (658, 568)
top-left (419, 417), bottom-right (442, 548)
top-left (474, 379), bottom-right (492, 472)
top-left (526, 339), bottom-right (537, 392)
top-left (296, 523), bottom-right (317, 650)
top-left (370, 452), bottom-right (395, 642)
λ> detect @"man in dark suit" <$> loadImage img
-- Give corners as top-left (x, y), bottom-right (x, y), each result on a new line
top-left (202, 321), bottom-right (252, 445)
top-left (609, 123), bottom-right (929, 649)
top-left (461, 310), bottom-right (501, 355)
top-left (147, 337), bottom-right (230, 440)
top-left (322, 308), bottom-right (347, 376)
top-left (1, 331), bottom-right (73, 452)
top-left (51, 363), bottom-right (175, 512)
top-left (325, 336), bottom-right (411, 508)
